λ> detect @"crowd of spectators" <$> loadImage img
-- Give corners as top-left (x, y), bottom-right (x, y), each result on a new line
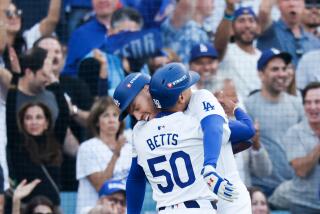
top-left (0, 0), bottom-right (320, 213)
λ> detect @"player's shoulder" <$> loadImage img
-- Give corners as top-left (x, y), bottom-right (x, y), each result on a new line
top-left (190, 89), bottom-right (218, 104)
top-left (132, 121), bottom-right (147, 132)
top-left (192, 89), bottom-right (212, 97)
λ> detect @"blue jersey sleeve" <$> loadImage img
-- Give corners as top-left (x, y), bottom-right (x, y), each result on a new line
top-left (126, 157), bottom-right (146, 214)
top-left (229, 108), bottom-right (255, 143)
top-left (201, 114), bottom-right (225, 168)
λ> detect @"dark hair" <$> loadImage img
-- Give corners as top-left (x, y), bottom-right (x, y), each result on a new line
top-left (286, 63), bottom-right (297, 96)
top-left (8, 2), bottom-right (27, 56)
top-left (302, 81), bottom-right (320, 104)
top-left (19, 47), bottom-right (47, 76)
top-left (87, 97), bottom-right (125, 138)
top-left (248, 186), bottom-right (265, 199)
top-left (111, 7), bottom-right (143, 30)
top-left (24, 195), bottom-right (57, 214)
top-left (33, 35), bottom-right (62, 50)
top-left (247, 186), bottom-right (270, 213)
top-left (17, 102), bottom-right (62, 166)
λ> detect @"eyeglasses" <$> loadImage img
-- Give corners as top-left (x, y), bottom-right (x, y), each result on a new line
top-left (109, 197), bottom-right (126, 206)
top-left (295, 38), bottom-right (304, 58)
top-left (305, 0), bottom-right (320, 9)
top-left (5, 9), bottom-right (22, 18)
top-left (33, 212), bottom-right (53, 214)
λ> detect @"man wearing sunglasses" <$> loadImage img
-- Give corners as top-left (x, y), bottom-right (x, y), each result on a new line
top-left (88, 179), bottom-right (126, 214)
top-left (257, 0), bottom-right (320, 66)
top-left (302, 0), bottom-right (320, 38)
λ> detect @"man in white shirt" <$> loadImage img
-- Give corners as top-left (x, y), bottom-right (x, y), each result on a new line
top-left (218, 7), bottom-right (261, 102)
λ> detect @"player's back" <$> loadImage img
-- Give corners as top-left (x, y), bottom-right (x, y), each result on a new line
top-left (133, 112), bottom-right (217, 208)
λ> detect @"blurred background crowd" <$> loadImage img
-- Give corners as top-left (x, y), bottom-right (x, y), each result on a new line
top-left (0, 0), bottom-right (319, 213)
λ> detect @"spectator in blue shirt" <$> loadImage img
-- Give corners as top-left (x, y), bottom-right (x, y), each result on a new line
top-left (301, 0), bottom-right (320, 39)
top-left (62, 0), bottom-right (118, 76)
top-left (67, 0), bottom-right (93, 37)
top-left (121, 0), bottom-right (175, 29)
top-left (161, 0), bottom-right (234, 64)
top-left (257, 0), bottom-right (320, 66)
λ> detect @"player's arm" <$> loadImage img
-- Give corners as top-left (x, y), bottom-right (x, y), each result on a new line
top-left (201, 115), bottom-right (225, 167)
top-left (229, 107), bottom-right (255, 143)
top-left (228, 107), bottom-right (255, 154)
top-left (191, 90), bottom-right (238, 201)
top-left (126, 157), bottom-right (146, 214)
top-left (191, 90), bottom-right (227, 168)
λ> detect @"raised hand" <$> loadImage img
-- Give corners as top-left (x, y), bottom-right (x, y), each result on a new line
top-left (13, 179), bottom-right (41, 201)
top-left (93, 49), bottom-right (108, 79)
top-left (251, 121), bottom-right (261, 150)
top-left (202, 165), bottom-right (238, 202)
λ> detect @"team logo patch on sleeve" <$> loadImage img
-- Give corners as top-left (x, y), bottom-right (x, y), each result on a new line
top-left (202, 101), bottom-right (215, 112)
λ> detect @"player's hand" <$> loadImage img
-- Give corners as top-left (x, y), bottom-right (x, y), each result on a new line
top-left (202, 165), bottom-right (238, 202)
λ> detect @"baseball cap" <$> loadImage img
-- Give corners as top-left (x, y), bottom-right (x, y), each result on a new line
top-left (113, 73), bottom-right (151, 120)
top-left (98, 179), bottom-right (126, 198)
top-left (233, 7), bottom-right (257, 21)
top-left (257, 48), bottom-right (292, 71)
top-left (189, 43), bottom-right (218, 63)
top-left (150, 62), bottom-right (200, 109)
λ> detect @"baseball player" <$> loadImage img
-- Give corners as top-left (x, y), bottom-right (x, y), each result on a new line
top-left (149, 63), bottom-right (252, 214)
top-left (113, 65), bottom-right (254, 213)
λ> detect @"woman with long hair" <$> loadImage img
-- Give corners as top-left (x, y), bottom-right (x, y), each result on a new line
top-left (6, 102), bottom-right (66, 207)
top-left (76, 97), bottom-right (131, 214)
top-left (6, 81), bottom-right (69, 207)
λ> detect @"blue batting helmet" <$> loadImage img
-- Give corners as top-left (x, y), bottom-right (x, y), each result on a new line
top-left (150, 63), bottom-right (200, 109)
top-left (113, 73), bottom-right (151, 120)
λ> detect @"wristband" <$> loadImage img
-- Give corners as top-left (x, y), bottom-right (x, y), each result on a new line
top-left (224, 12), bottom-right (234, 21)
top-left (71, 105), bottom-right (78, 116)
top-left (232, 104), bottom-right (240, 116)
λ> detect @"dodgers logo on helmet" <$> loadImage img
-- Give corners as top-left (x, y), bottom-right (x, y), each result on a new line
top-left (153, 98), bottom-right (162, 108)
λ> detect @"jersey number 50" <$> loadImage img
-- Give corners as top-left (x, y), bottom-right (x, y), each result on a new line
top-left (147, 151), bottom-right (196, 193)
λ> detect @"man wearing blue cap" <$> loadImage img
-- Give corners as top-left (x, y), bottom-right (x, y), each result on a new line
top-left (88, 179), bottom-right (126, 214)
top-left (216, 6), bottom-right (262, 102)
top-left (113, 63), bottom-right (256, 213)
top-left (189, 43), bottom-right (220, 91)
top-left (245, 48), bottom-right (305, 209)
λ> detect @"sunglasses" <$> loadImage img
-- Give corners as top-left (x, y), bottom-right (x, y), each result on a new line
top-left (305, 0), bottom-right (320, 9)
top-left (109, 197), bottom-right (126, 206)
top-left (5, 9), bottom-right (22, 18)
top-left (33, 212), bottom-right (53, 214)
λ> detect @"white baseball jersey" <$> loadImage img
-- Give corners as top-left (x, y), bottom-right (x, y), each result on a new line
top-left (132, 89), bottom-right (230, 208)
top-left (187, 91), bottom-right (239, 181)
top-left (188, 91), bottom-right (251, 213)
